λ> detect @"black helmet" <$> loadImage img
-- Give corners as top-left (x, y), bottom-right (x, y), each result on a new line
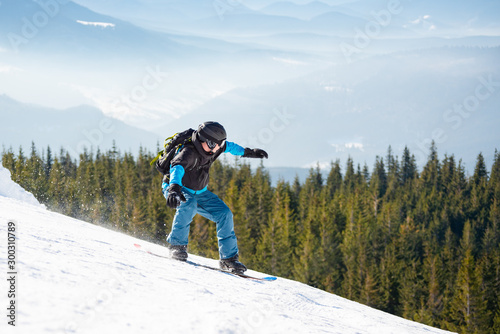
top-left (197, 121), bottom-right (226, 148)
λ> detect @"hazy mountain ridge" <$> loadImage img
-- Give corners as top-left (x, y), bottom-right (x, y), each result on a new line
top-left (0, 0), bottom-right (498, 171)
top-left (0, 0), bottom-right (214, 60)
top-left (165, 46), bottom-right (500, 171)
top-left (0, 0), bottom-right (334, 129)
top-left (70, 0), bottom-right (500, 37)
top-left (260, 1), bottom-right (338, 20)
top-left (0, 95), bottom-right (161, 156)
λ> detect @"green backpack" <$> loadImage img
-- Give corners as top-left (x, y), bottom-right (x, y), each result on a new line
top-left (150, 128), bottom-right (194, 181)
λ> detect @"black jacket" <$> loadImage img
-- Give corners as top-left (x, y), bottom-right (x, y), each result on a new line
top-left (169, 132), bottom-right (225, 191)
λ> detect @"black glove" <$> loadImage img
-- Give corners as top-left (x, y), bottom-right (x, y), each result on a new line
top-left (243, 148), bottom-right (268, 159)
top-left (166, 184), bottom-right (186, 208)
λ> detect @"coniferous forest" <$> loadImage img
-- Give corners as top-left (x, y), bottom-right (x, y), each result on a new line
top-left (2, 142), bottom-right (500, 334)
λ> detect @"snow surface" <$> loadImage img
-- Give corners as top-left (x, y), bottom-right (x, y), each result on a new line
top-left (0, 166), bottom-right (42, 207)
top-left (0, 172), bottom-right (456, 334)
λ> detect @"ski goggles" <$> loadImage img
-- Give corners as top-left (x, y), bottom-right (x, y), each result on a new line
top-left (198, 133), bottom-right (225, 151)
top-left (206, 141), bottom-right (217, 150)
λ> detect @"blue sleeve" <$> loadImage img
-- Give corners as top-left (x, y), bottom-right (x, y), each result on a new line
top-left (169, 164), bottom-right (185, 186)
top-left (224, 141), bottom-right (245, 156)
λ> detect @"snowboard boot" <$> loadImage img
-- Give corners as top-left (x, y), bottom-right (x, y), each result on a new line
top-left (168, 244), bottom-right (188, 261)
top-left (219, 254), bottom-right (247, 274)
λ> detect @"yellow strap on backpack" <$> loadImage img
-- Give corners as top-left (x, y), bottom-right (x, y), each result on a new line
top-left (150, 134), bottom-right (177, 166)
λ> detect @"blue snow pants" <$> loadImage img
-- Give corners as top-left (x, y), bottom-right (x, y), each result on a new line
top-left (162, 183), bottom-right (239, 260)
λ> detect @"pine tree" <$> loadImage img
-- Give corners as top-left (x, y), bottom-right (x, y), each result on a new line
top-left (493, 309), bottom-right (500, 334)
top-left (111, 153), bottom-right (129, 230)
top-left (47, 157), bottom-right (67, 213)
top-left (401, 146), bottom-right (417, 184)
top-left (441, 154), bottom-right (456, 192)
top-left (294, 169), bottom-right (324, 287)
top-left (45, 145), bottom-right (53, 177)
top-left (293, 217), bottom-right (318, 285)
top-left (481, 203), bottom-right (500, 331)
top-left (472, 152), bottom-right (488, 187)
top-left (418, 250), bottom-right (443, 327)
top-left (421, 141), bottom-right (440, 191)
top-left (377, 243), bottom-right (400, 314)
top-left (292, 175), bottom-right (302, 201)
top-left (225, 166), bottom-right (259, 265)
top-left (369, 156), bottom-right (387, 214)
top-left (150, 174), bottom-right (171, 242)
top-left (343, 157), bottom-right (356, 194)
top-left (398, 260), bottom-right (421, 319)
top-left (340, 194), bottom-right (373, 303)
top-left (13, 147), bottom-right (26, 186)
top-left (362, 163), bottom-right (370, 182)
top-left (445, 221), bottom-right (488, 333)
top-left (26, 142), bottom-right (49, 202)
top-left (4, 141), bottom-right (500, 331)
top-left (316, 195), bottom-right (345, 293)
top-left (1, 147), bottom-right (16, 174)
top-left (325, 160), bottom-right (342, 198)
top-left (490, 149), bottom-right (500, 202)
top-left (445, 249), bottom-right (480, 333)
top-left (385, 145), bottom-right (401, 197)
top-left (469, 153), bottom-right (491, 255)
top-left (221, 178), bottom-right (246, 260)
top-left (256, 180), bottom-right (296, 278)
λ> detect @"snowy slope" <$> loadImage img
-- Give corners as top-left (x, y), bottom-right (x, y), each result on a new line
top-left (0, 166), bottom-right (42, 207)
top-left (0, 166), bottom-right (456, 334)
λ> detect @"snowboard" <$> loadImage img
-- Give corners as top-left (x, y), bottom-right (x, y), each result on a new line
top-left (133, 244), bottom-right (277, 282)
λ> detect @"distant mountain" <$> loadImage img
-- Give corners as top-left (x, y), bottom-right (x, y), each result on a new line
top-left (70, 0), bottom-right (500, 38)
top-left (70, 0), bottom-right (257, 32)
top-left (260, 1), bottom-right (336, 20)
top-left (0, 0), bottom-right (209, 61)
top-left (339, 0), bottom-right (500, 37)
top-left (0, 0), bottom-right (333, 131)
top-left (72, 0), bottom-right (255, 21)
top-left (164, 46), bottom-right (500, 172)
top-left (0, 95), bottom-right (161, 155)
top-left (266, 166), bottom-right (315, 185)
top-left (1, 0), bottom-right (499, 173)
top-left (189, 13), bottom-right (306, 35)
top-left (402, 0), bottom-right (500, 26)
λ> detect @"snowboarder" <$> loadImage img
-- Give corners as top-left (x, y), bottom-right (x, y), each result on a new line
top-left (162, 121), bottom-right (268, 273)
